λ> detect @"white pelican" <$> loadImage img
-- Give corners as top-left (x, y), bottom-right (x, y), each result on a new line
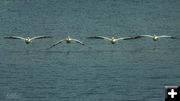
top-left (47, 36), bottom-right (85, 49)
top-left (4, 36), bottom-right (52, 44)
top-left (134, 34), bottom-right (178, 41)
top-left (87, 36), bottom-right (135, 44)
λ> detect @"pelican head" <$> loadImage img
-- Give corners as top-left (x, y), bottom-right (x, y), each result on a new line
top-left (25, 37), bottom-right (31, 44)
top-left (111, 37), bottom-right (116, 44)
top-left (66, 36), bottom-right (71, 43)
top-left (153, 34), bottom-right (159, 41)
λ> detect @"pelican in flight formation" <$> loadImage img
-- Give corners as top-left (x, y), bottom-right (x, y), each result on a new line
top-left (134, 34), bottom-right (178, 41)
top-left (4, 36), bottom-right (52, 44)
top-left (87, 36), bottom-right (135, 44)
top-left (47, 36), bottom-right (85, 49)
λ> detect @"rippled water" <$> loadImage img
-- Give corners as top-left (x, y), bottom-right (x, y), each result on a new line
top-left (0, 0), bottom-right (180, 101)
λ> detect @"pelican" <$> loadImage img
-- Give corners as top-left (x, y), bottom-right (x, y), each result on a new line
top-left (4, 36), bottom-right (52, 44)
top-left (87, 36), bottom-right (135, 44)
top-left (47, 36), bottom-right (85, 49)
top-left (134, 34), bottom-right (178, 41)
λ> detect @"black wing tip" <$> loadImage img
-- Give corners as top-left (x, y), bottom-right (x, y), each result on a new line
top-left (41, 36), bottom-right (53, 38)
top-left (123, 37), bottom-right (136, 40)
top-left (87, 36), bottom-right (103, 39)
top-left (134, 36), bottom-right (143, 39)
top-left (171, 37), bottom-right (179, 39)
top-left (46, 36), bottom-right (53, 38)
top-left (46, 46), bottom-right (53, 50)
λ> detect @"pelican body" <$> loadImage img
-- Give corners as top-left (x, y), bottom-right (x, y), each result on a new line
top-left (25, 37), bottom-right (32, 44)
top-left (111, 37), bottom-right (117, 44)
top-left (152, 35), bottom-right (159, 41)
top-left (65, 36), bottom-right (72, 43)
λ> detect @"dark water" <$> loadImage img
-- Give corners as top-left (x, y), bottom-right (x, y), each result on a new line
top-left (0, 0), bottom-right (180, 101)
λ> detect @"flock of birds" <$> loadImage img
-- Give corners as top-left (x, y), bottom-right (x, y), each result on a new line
top-left (3, 34), bottom-right (179, 49)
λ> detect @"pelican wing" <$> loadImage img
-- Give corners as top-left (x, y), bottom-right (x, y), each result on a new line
top-left (72, 39), bottom-right (85, 45)
top-left (87, 36), bottom-right (111, 40)
top-left (117, 37), bottom-right (135, 40)
top-left (134, 35), bottom-right (153, 39)
top-left (31, 36), bottom-right (52, 40)
top-left (47, 39), bottom-right (64, 49)
top-left (4, 36), bottom-right (25, 40)
top-left (158, 35), bottom-right (178, 39)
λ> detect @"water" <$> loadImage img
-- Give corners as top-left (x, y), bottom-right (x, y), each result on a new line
top-left (0, 0), bottom-right (180, 101)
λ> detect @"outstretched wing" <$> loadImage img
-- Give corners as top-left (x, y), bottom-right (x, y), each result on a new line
top-left (159, 35), bottom-right (178, 39)
top-left (31, 36), bottom-right (53, 40)
top-left (117, 37), bottom-right (135, 40)
top-left (72, 39), bottom-right (85, 45)
top-left (47, 40), bottom-right (64, 49)
top-left (4, 36), bottom-right (25, 40)
top-left (134, 35), bottom-right (153, 39)
top-left (87, 36), bottom-right (111, 40)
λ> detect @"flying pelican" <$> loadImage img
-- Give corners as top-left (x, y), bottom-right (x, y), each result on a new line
top-left (47, 36), bottom-right (85, 49)
top-left (87, 36), bottom-right (135, 44)
top-left (4, 36), bottom-right (52, 44)
top-left (134, 34), bottom-right (178, 41)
